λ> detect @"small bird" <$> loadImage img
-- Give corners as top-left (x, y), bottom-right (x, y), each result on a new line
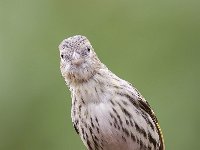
top-left (59, 35), bottom-right (165, 150)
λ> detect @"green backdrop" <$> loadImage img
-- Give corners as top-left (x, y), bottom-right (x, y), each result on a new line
top-left (0, 0), bottom-right (199, 150)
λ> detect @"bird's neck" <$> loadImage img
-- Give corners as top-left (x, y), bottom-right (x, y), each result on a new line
top-left (69, 67), bottom-right (119, 104)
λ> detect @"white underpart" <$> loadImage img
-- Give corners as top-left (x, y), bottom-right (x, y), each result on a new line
top-left (70, 68), bottom-right (160, 150)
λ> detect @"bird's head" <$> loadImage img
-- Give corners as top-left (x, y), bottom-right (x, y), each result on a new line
top-left (59, 35), bottom-right (102, 85)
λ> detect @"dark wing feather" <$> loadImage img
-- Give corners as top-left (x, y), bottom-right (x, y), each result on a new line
top-left (137, 97), bottom-right (165, 150)
top-left (73, 122), bottom-right (79, 135)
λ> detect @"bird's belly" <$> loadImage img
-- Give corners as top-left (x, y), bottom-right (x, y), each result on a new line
top-left (76, 103), bottom-right (145, 150)
top-left (94, 117), bottom-right (141, 150)
top-left (79, 117), bottom-right (141, 150)
top-left (73, 91), bottom-right (160, 150)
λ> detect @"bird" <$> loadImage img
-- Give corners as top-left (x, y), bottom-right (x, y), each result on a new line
top-left (59, 35), bottom-right (165, 150)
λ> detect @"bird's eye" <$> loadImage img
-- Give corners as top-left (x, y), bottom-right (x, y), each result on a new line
top-left (61, 54), bottom-right (64, 59)
top-left (87, 47), bottom-right (90, 52)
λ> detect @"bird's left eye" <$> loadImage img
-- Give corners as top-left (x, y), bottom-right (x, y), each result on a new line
top-left (61, 54), bottom-right (64, 59)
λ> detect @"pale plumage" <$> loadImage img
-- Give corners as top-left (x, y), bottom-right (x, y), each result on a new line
top-left (59, 35), bottom-right (164, 150)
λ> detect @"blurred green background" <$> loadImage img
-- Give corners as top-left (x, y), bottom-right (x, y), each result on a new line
top-left (0, 0), bottom-right (199, 150)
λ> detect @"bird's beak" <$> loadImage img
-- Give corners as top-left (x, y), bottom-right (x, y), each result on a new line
top-left (71, 52), bottom-right (84, 66)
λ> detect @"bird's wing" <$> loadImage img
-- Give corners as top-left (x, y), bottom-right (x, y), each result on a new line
top-left (137, 96), bottom-right (165, 150)
top-left (73, 121), bottom-right (79, 135)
